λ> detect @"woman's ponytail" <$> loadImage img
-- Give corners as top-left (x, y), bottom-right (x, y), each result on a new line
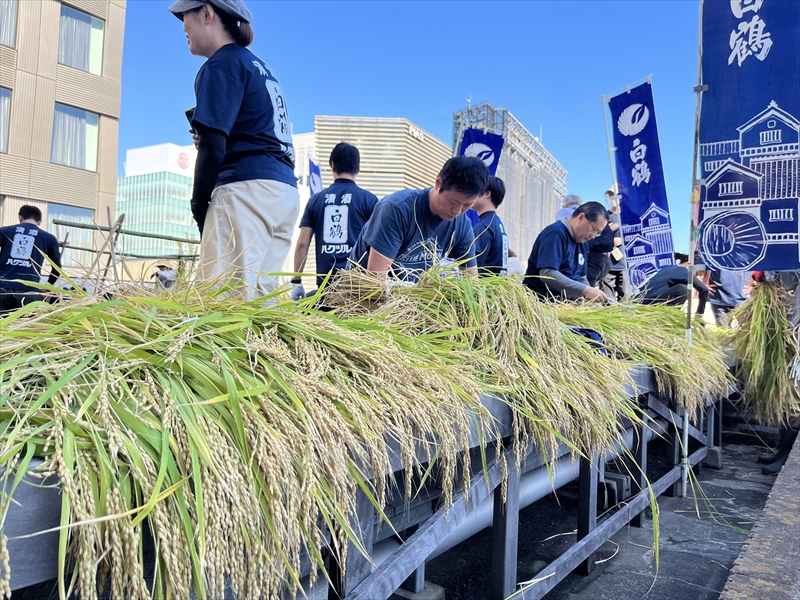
top-left (217, 7), bottom-right (254, 46)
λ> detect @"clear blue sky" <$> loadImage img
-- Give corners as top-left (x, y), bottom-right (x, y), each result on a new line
top-left (119, 0), bottom-right (701, 251)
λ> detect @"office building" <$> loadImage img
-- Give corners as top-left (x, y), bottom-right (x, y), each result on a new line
top-left (453, 102), bottom-right (568, 256)
top-left (116, 143), bottom-right (198, 258)
top-left (314, 116), bottom-right (453, 199)
top-left (0, 0), bottom-right (126, 268)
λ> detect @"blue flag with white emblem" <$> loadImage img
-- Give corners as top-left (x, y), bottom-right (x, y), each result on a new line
top-left (308, 158), bottom-right (323, 195)
top-left (609, 82), bottom-right (676, 292)
top-left (697, 0), bottom-right (800, 272)
top-left (458, 128), bottom-right (504, 176)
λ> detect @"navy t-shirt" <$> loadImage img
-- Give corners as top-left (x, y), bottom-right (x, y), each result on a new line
top-left (524, 220), bottom-right (588, 295)
top-left (0, 223), bottom-right (62, 291)
top-left (191, 44), bottom-right (296, 187)
top-left (349, 188), bottom-right (477, 281)
top-left (300, 179), bottom-right (378, 286)
top-left (473, 211), bottom-right (508, 276)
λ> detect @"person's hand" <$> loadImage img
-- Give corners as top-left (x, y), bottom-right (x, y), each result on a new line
top-left (582, 285), bottom-right (607, 303)
top-left (289, 284), bottom-right (306, 301)
top-left (385, 279), bottom-right (415, 297)
top-left (190, 129), bottom-right (199, 150)
top-left (609, 222), bottom-right (620, 231)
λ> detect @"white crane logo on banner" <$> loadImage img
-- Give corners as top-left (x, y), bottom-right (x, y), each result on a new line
top-left (463, 143), bottom-right (496, 167)
top-left (617, 104), bottom-right (650, 136)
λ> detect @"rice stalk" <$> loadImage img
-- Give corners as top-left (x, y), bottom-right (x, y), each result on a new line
top-left (730, 280), bottom-right (800, 427)
top-left (554, 302), bottom-right (731, 418)
top-left (0, 287), bottom-right (493, 598)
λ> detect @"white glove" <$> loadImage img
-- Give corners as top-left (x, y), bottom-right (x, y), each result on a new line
top-left (289, 285), bottom-right (306, 301)
top-left (385, 279), bottom-right (415, 297)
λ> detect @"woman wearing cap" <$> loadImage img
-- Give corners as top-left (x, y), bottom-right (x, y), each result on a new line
top-left (169, 0), bottom-right (299, 299)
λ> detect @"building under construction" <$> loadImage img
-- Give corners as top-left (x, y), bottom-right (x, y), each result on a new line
top-left (453, 102), bottom-right (567, 257)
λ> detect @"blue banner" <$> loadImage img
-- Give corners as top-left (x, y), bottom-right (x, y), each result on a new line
top-left (697, 0), bottom-right (800, 272)
top-left (308, 158), bottom-right (323, 195)
top-left (458, 128), bottom-right (505, 176)
top-left (609, 82), bottom-right (676, 292)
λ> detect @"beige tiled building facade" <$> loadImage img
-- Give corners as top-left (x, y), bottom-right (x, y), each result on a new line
top-left (314, 116), bottom-right (453, 200)
top-left (0, 0), bottom-right (125, 267)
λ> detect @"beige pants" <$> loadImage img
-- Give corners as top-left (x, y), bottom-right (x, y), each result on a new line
top-left (200, 179), bottom-right (299, 299)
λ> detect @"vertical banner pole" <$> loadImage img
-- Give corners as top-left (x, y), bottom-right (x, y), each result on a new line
top-left (601, 95), bottom-right (618, 189)
top-left (682, 0), bottom-right (705, 499)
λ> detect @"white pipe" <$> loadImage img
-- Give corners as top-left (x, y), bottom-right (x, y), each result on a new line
top-left (294, 423), bottom-right (661, 598)
top-left (427, 424), bottom-right (656, 561)
top-left (681, 409), bottom-right (690, 497)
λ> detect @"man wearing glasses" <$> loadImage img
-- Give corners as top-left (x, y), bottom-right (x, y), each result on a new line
top-left (524, 200), bottom-right (609, 302)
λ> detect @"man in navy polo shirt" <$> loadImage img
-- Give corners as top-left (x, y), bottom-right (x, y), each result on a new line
top-left (524, 200), bottom-right (609, 302)
top-left (472, 176), bottom-right (509, 276)
top-left (0, 205), bottom-right (62, 313)
top-left (349, 156), bottom-right (487, 280)
top-left (290, 142), bottom-right (378, 298)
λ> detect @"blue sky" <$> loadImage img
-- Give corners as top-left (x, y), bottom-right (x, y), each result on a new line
top-left (119, 0), bottom-right (702, 251)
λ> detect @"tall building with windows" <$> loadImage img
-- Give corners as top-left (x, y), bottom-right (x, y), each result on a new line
top-left (0, 0), bottom-right (125, 268)
top-left (313, 116), bottom-right (453, 199)
top-left (116, 143), bottom-right (198, 258)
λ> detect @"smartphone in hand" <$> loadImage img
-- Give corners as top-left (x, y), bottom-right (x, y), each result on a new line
top-left (185, 107), bottom-right (196, 133)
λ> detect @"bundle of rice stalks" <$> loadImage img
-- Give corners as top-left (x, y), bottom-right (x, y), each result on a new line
top-left (325, 269), bottom-right (641, 463)
top-left (730, 280), bottom-right (800, 426)
top-left (554, 303), bottom-right (731, 418)
top-left (0, 288), bottom-right (496, 599)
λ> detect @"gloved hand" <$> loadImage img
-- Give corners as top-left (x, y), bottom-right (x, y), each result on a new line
top-left (384, 279), bottom-right (415, 297)
top-left (289, 285), bottom-right (306, 301)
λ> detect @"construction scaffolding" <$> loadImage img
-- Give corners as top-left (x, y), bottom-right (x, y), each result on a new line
top-left (453, 102), bottom-right (568, 256)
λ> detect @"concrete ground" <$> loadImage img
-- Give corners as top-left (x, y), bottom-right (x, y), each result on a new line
top-left (425, 431), bottom-right (777, 600)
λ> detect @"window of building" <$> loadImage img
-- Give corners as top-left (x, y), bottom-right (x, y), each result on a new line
top-left (0, 87), bottom-right (9, 153)
top-left (51, 103), bottom-right (99, 171)
top-left (48, 203), bottom-right (94, 267)
top-left (58, 4), bottom-right (104, 76)
top-left (0, 0), bottom-right (17, 48)
top-left (760, 129), bottom-right (781, 145)
top-left (719, 181), bottom-right (743, 196)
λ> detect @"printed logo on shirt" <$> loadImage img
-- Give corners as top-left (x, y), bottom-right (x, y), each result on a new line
top-left (11, 233), bottom-right (35, 260)
top-left (396, 239), bottom-right (441, 265)
top-left (324, 205), bottom-right (349, 244)
top-left (252, 59), bottom-right (295, 164)
top-left (578, 253), bottom-right (585, 265)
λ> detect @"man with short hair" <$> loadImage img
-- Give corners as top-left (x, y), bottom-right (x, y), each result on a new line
top-left (155, 264), bottom-right (178, 290)
top-left (472, 176), bottom-right (509, 276)
top-left (554, 194), bottom-right (582, 221)
top-left (349, 156), bottom-right (487, 280)
top-left (524, 200), bottom-right (609, 302)
top-left (291, 142), bottom-right (378, 298)
top-left (0, 205), bottom-right (62, 313)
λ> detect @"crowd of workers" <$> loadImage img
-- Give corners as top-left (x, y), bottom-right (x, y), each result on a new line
top-left (0, 0), bottom-right (795, 471)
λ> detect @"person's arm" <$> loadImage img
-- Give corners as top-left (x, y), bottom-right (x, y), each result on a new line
top-left (367, 248), bottom-right (394, 278)
top-left (588, 225), bottom-right (615, 253)
top-left (46, 240), bottom-right (63, 286)
top-left (362, 203), bottom-right (404, 276)
top-left (293, 227), bottom-right (313, 274)
top-left (692, 275), bottom-right (710, 314)
top-left (539, 267), bottom-right (602, 300)
top-left (191, 124), bottom-right (226, 235)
